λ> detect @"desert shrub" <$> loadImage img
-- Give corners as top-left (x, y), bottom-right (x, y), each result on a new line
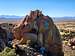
top-left (0, 47), bottom-right (16, 56)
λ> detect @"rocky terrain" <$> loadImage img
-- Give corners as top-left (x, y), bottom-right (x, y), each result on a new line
top-left (0, 10), bottom-right (64, 56)
top-left (1, 10), bottom-right (75, 56)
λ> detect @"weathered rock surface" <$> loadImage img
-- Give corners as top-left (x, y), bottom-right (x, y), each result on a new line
top-left (12, 10), bottom-right (64, 56)
top-left (0, 26), bottom-right (7, 51)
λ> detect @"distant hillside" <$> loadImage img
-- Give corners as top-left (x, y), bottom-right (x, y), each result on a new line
top-left (0, 15), bottom-right (22, 23)
top-left (0, 15), bottom-right (22, 21)
top-left (53, 17), bottom-right (75, 22)
top-left (0, 15), bottom-right (75, 23)
top-left (0, 15), bottom-right (22, 18)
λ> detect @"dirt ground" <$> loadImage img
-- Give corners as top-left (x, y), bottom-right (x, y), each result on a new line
top-left (63, 44), bottom-right (75, 56)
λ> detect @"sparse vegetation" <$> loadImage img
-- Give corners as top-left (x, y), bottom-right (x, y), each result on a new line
top-left (59, 29), bottom-right (75, 56)
top-left (0, 47), bottom-right (16, 56)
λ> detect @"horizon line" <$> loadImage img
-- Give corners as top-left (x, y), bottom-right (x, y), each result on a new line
top-left (0, 15), bottom-right (75, 18)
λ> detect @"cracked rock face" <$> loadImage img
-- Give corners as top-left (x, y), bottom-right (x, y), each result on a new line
top-left (12, 10), bottom-right (63, 55)
top-left (0, 26), bottom-right (7, 51)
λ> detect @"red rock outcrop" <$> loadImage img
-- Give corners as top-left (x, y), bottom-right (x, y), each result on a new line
top-left (12, 10), bottom-right (63, 56)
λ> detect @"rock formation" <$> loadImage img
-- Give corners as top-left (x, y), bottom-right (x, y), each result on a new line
top-left (12, 10), bottom-right (64, 56)
top-left (0, 26), bottom-right (7, 51)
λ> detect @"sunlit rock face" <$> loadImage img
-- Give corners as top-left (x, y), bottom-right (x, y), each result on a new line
top-left (13, 10), bottom-right (63, 56)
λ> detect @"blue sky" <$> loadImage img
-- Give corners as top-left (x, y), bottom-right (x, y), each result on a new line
top-left (0, 0), bottom-right (75, 17)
